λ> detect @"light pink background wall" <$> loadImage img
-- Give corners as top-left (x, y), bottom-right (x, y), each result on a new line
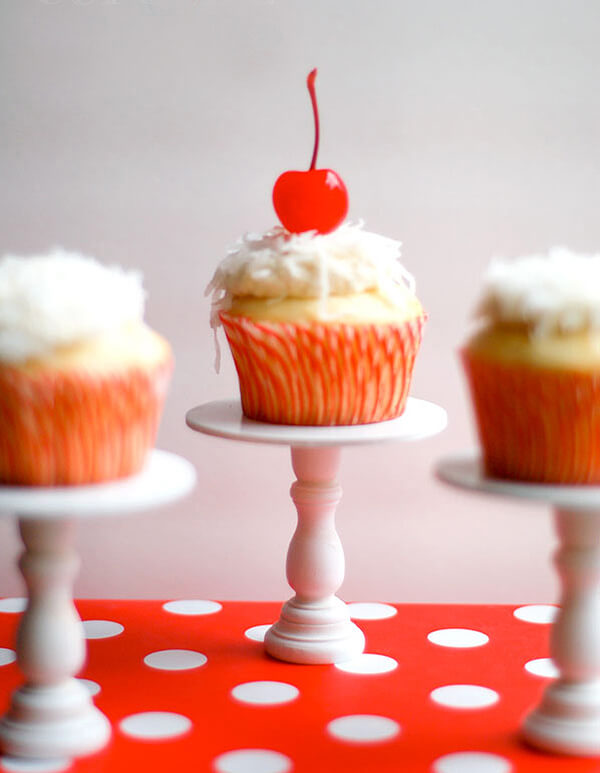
top-left (1, 0), bottom-right (599, 603)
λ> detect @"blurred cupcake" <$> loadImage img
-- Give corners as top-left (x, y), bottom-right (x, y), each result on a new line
top-left (463, 247), bottom-right (600, 483)
top-left (207, 223), bottom-right (425, 426)
top-left (0, 249), bottom-right (172, 485)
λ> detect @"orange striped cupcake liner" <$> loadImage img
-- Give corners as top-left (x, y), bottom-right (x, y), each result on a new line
top-left (0, 358), bottom-right (172, 486)
top-left (220, 312), bottom-right (425, 426)
top-left (462, 349), bottom-right (600, 483)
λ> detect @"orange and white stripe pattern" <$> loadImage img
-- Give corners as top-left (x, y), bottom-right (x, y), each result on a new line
top-left (463, 350), bottom-right (600, 483)
top-left (221, 312), bottom-right (425, 426)
top-left (0, 358), bottom-right (172, 486)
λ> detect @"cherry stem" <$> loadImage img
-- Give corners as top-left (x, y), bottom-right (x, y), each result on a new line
top-left (307, 68), bottom-right (319, 171)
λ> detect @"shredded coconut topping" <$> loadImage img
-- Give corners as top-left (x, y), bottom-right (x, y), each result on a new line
top-left (475, 246), bottom-right (600, 335)
top-left (206, 222), bottom-right (416, 329)
top-left (0, 248), bottom-right (145, 362)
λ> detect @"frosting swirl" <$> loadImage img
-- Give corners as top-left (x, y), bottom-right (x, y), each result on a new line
top-left (475, 247), bottom-right (600, 335)
top-left (0, 248), bottom-right (145, 363)
top-left (206, 222), bottom-right (415, 326)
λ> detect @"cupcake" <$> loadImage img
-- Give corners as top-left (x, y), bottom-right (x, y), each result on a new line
top-left (0, 249), bottom-right (172, 485)
top-left (206, 69), bottom-right (425, 426)
top-left (462, 247), bottom-right (600, 483)
top-left (208, 224), bottom-right (425, 426)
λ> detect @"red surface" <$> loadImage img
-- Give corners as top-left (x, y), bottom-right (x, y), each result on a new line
top-left (0, 601), bottom-right (596, 772)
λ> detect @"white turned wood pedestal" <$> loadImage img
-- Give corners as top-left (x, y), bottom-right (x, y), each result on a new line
top-left (437, 451), bottom-right (600, 757)
top-left (0, 450), bottom-right (196, 761)
top-left (187, 398), bottom-right (447, 665)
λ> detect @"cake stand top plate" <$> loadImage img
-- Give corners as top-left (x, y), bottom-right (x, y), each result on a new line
top-left (436, 451), bottom-right (600, 510)
top-left (186, 397), bottom-right (447, 447)
top-left (0, 450), bottom-right (196, 519)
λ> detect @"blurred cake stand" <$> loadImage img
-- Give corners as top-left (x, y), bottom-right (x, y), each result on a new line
top-left (0, 449), bottom-right (196, 761)
top-left (186, 397), bottom-right (447, 665)
top-left (436, 451), bottom-right (600, 757)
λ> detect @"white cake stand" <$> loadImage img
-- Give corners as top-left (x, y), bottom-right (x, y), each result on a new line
top-left (186, 397), bottom-right (447, 665)
top-left (0, 449), bottom-right (196, 761)
top-left (436, 451), bottom-right (600, 757)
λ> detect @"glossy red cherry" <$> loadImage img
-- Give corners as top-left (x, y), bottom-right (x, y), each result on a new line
top-left (273, 69), bottom-right (348, 234)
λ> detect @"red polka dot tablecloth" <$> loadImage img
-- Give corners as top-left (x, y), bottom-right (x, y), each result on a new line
top-left (0, 599), bottom-right (595, 772)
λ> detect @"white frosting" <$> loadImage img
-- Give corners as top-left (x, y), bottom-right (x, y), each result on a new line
top-left (206, 222), bottom-right (416, 328)
top-left (476, 246), bottom-right (600, 335)
top-left (0, 248), bottom-right (145, 362)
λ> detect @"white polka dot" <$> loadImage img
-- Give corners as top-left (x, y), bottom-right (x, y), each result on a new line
top-left (347, 603), bottom-right (397, 620)
top-left (82, 620), bottom-right (124, 639)
top-left (514, 605), bottom-right (559, 624)
top-left (144, 649), bottom-right (207, 671)
top-left (335, 653), bottom-right (398, 675)
top-left (0, 648), bottom-right (16, 666)
top-left (0, 758), bottom-right (71, 773)
top-left (0, 598), bottom-right (27, 613)
top-left (244, 624), bottom-right (272, 642)
top-left (430, 684), bottom-right (500, 709)
top-left (327, 714), bottom-right (400, 743)
top-left (525, 658), bottom-right (560, 678)
top-left (231, 681), bottom-right (299, 706)
top-left (432, 751), bottom-right (512, 773)
top-left (162, 599), bottom-right (222, 616)
top-left (119, 711), bottom-right (192, 740)
top-left (427, 628), bottom-right (489, 648)
top-left (213, 749), bottom-right (292, 773)
top-left (77, 678), bottom-right (101, 696)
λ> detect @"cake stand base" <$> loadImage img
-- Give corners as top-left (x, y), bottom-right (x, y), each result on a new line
top-left (524, 687), bottom-right (600, 756)
top-left (187, 399), bottom-right (447, 665)
top-left (0, 679), bottom-right (111, 759)
top-left (437, 452), bottom-right (600, 758)
top-left (264, 596), bottom-right (365, 664)
top-left (0, 450), bottom-right (196, 760)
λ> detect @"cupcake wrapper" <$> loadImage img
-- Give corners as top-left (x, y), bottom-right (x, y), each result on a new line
top-left (221, 312), bottom-right (425, 426)
top-left (463, 350), bottom-right (600, 483)
top-left (0, 358), bottom-right (172, 486)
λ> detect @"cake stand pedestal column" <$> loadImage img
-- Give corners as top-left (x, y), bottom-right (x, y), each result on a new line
top-left (0, 517), bottom-right (108, 760)
top-left (523, 507), bottom-right (600, 754)
top-left (436, 453), bottom-right (600, 757)
top-left (264, 445), bottom-right (364, 664)
top-left (187, 397), bottom-right (447, 665)
top-left (0, 450), bottom-right (196, 761)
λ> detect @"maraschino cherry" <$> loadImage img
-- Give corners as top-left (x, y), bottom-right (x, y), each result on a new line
top-left (273, 69), bottom-right (348, 234)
